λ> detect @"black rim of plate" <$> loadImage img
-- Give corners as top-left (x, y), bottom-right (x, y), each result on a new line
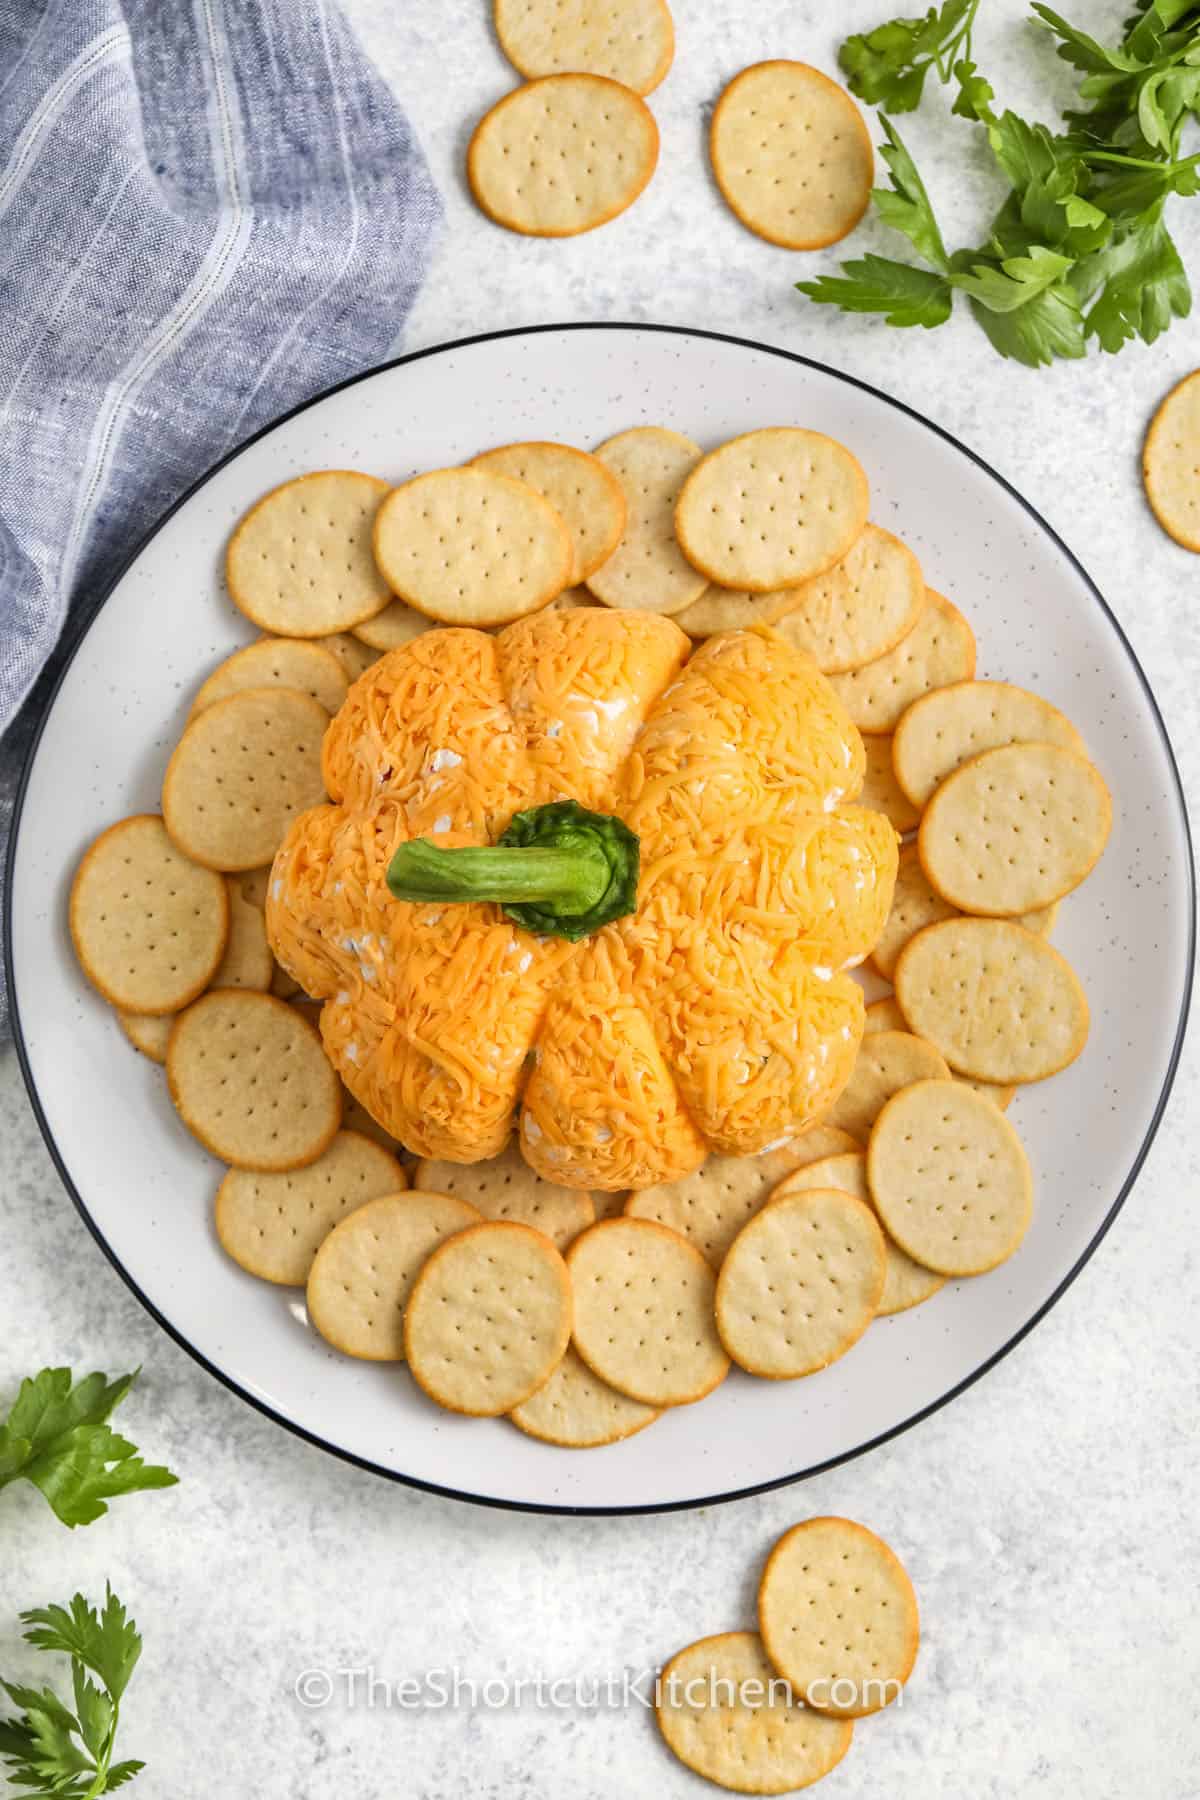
top-left (6, 322), bottom-right (1195, 1517)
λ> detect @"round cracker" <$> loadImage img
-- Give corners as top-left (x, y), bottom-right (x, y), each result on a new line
top-left (350, 598), bottom-right (432, 652)
top-left (316, 632), bottom-right (382, 682)
top-left (162, 686), bottom-right (328, 872)
top-left (711, 60), bottom-right (873, 251)
top-left (190, 638), bottom-right (348, 719)
top-left (758, 1517), bottom-right (919, 1718)
top-left (863, 996), bottom-right (906, 1035)
top-left (892, 679), bottom-right (1087, 808)
top-left (71, 815), bottom-right (229, 1014)
top-left (1143, 367), bottom-right (1200, 550)
top-left (225, 470), bottom-right (393, 635)
top-left (656, 1631), bottom-right (854, 1795)
top-left (116, 1009), bottom-right (174, 1063)
top-left (918, 742), bottom-right (1112, 915)
top-left (869, 1079), bottom-right (1033, 1276)
top-left (509, 1345), bottom-right (658, 1448)
top-left (769, 1152), bottom-right (944, 1317)
top-left (216, 1130), bottom-right (407, 1286)
top-left (494, 0), bottom-right (674, 95)
top-left (473, 440), bottom-right (627, 585)
top-left (586, 427), bottom-right (711, 613)
top-left (211, 875), bottom-right (273, 991)
top-left (828, 590), bottom-right (976, 734)
top-left (404, 1220), bottom-right (572, 1415)
top-left (894, 918), bottom-right (1089, 1083)
top-left (467, 75), bottom-right (659, 238)
top-left (858, 734), bottom-right (920, 835)
top-left (824, 1029), bottom-right (951, 1141)
top-left (870, 841), bottom-right (959, 981)
top-left (413, 1143), bottom-right (595, 1253)
top-left (567, 1217), bottom-right (729, 1407)
top-left (166, 990), bottom-right (341, 1170)
top-left (307, 1190), bottom-right (480, 1358)
top-left (372, 467), bottom-right (572, 626)
top-left (716, 1188), bottom-right (885, 1378)
top-left (674, 429), bottom-right (868, 593)
top-left (771, 523), bottom-right (924, 674)
top-left (672, 584), bottom-right (799, 636)
top-left (340, 1089), bottom-right (403, 1152)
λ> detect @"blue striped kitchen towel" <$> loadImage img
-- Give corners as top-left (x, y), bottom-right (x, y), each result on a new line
top-left (0, 0), bottom-right (442, 1032)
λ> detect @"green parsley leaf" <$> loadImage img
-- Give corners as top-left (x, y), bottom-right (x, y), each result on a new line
top-left (1033, 5), bottom-right (1142, 74)
top-left (840, 0), bottom-right (982, 113)
top-left (967, 281), bottom-right (1088, 364)
top-left (797, 256), bottom-right (954, 327)
top-left (951, 56), bottom-right (996, 119)
top-left (1074, 210), bottom-right (1192, 347)
top-left (0, 1367), bottom-right (177, 1529)
top-left (873, 116), bottom-right (952, 267)
top-left (951, 243), bottom-right (1078, 310)
top-left (22, 1591), bottom-right (143, 1703)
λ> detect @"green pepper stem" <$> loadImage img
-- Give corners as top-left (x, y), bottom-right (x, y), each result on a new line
top-left (386, 838), bottom-right (612, 912)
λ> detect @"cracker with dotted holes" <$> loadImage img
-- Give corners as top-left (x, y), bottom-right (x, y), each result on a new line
top-left (825, 1029), bottom-right (951, 1141)
top-left (873, 843), bottom-right (1057, 981)
top-left (166, 990), bottom-right (341, 1170)
top-left (674, 428), bottom-right (869, 593)
top-left (863, 995), bottom-right (1016, 1111)
top-left (567, 1217), bottom-right (729, 1406)
top-left (770, 1153), bottom-right (944, 1317)
top-left (895, 917), bottom-right (1089, 1083)
top-left (829, 590), bottom-right (975, 734)
top-left (467, 74), bottom-right (659, 239)
top-left (71, 815), bottom-right (229, 1014)
top-left (316, 631), bottom-right (382, 681)
top-left (869, 1079), bottom-right (1033, 1276)
top-left (351, 598), bottom-right (432, 652)
top-left (586, 427), bottom-right (711, 614)
top-left (656, 1631), bottom-right (854, 1796)
top-left (215, 1130), bottom-right (407, 1286)
top-left (672, 583), bottom-right (801, 636)
top-left (918, 742), bottom-right (1112, 916)
top-left (372, 466), bottom-right (572, 626)
top-left (771, 524), bottom-right (924, 674)
top-left (624, 1134), bottom-right (856, 1271)
top-left (116, 1009), bottom-right (174, 1063)
top-left (189, 638), bottom-right (348, 719)
top-left (404, 1220), bottom-right (573, 1414)
top-left (857, 735), bottom-right (919, 835)
top-left (892, 678), bottom-right (1087, 808)
top-left (225, 470), bottom-right (393, 636)
top-left (210, 875), bottom-right (273, 991)
top-left (1143, 367), bottom-right (1200, 550)
top-left (162, 687), bottom-right (328, 872)
top-left (711, 60), bottom-right (873, 251)
top-left (494, 0), bottom-right (674, 95)
top-left (307, 1190), bottom-right (480, 1358)
top-left (715, 1188), bottom-right (885, 1378)
top-left (758, 1517), bottom-right (919, 1718)
top-left (341, 1089), bottom-right (404, 1152)
top-left (509, 1345), bottom-right (658, 1448)
top-left (414, 1142), bottom-right (595, 1253)
top-left (473, 440), bottom-right (627, 585)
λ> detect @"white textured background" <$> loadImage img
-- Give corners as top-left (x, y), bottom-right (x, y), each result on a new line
top-left (4, 1), bottom-right (1199, 1795)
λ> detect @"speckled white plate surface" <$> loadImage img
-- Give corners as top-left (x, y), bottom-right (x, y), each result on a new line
top-left (7, 325), bottom-right (1193, 1513)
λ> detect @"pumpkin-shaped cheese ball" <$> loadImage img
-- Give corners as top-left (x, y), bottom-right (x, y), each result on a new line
top-left (267, 608), bottom-right (898, 1190)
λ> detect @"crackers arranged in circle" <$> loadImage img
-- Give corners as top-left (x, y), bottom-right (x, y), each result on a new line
top-left (216, 1130), bottom-right (407, 1286)
top-left (567, 1218), bottom-right (729, 1406)
top-left (892, 679), bottom-right (1087, 808)
top-left (758, 1517), bottom-right (919, 1718)
top-left (870, 1079), bottom-right (1033, 1277)
top-left (494, 0), bottom-right (674, 95)
top-left (166, 990), bottom-right (341, 1170)
top-left (918, 742), bottom-right (1112, 915)
top-left (716, 1188), bottom-right (885, 1379)
top-left (349, 600), bottom-right (431, 652)
top-left (211, 875), bottom-right (273, 991)
top-left (226, 470), bottom-right (392, 635)
top-left (162, 687), bottom-right (328, 872)
top-left (772, 524), bottom-right (924, 673)
top-left (770, 1151), bottom-right (945, 1317)
top-left (405, 1221), bottom-right (572, 1415)
top-left (116, 1010), bottom-right (174, 1063)
top-left (711, 61), bottom-right (873, 251)
top-left (829, 590), bottom-right (976, 734)
top-left (372, 467), bottom-right (572, 625)
top-left (509, 1346), bottom-right (658, 1448)
top-left (587, 427), bottom-right (711, 613)
top-left (675, 429), bottom-right (868, 593)
top-left (895, 918), bottom-right (1089, 1083)
top-left (473, 440), bottom-right (627, 585)
top-left (71, 815), bottom-right (229, 1014)
top-left (825, 1029), bottom-right (951, 1141)
top-left (414, 1142), bottom-right (595, 1253)
top-left (467, 75), bottom-right (659, 238)
top-left (656, 1631), bottom-right (854, 1795)
top-left (858, 735), bottom-right (920, 835)
top-left (1143, 367), bottom-right (1200, 550)
top-left (190, 638), bottom-right (348, 719)
top-left (308, 1190), bottom-right (480, 1359)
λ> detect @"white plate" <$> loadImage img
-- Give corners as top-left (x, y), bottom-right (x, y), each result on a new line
top-left (7, 325), bottom-right (1193, 1514)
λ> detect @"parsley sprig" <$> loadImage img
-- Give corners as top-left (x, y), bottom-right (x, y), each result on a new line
top-left (0, 1368), bottom-right (177, 1529)
top-left (799, 0), bottom-right (1200, 364)
top-left (0, 1589), bottom-right (144, 1797)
